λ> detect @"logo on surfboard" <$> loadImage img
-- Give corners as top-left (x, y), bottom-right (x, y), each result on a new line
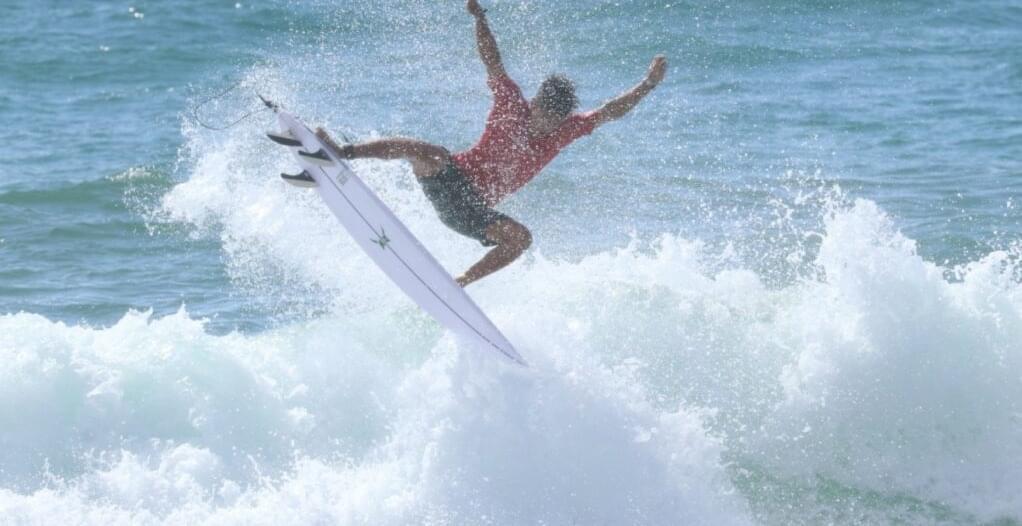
top-left (371, 228), bottom-right (391, 250)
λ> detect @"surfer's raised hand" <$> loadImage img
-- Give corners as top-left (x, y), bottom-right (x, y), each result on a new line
top-left (590, 55), bottom-right (668, 126)
top-left (645, 55), bottom-right (668, 88)
top-left (467, 0), bottom-right (486, 18)
top-left (468, 0), bottom-right (506, 78)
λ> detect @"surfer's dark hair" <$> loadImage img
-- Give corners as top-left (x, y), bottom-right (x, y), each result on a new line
top-left (535, 74), bottom-right (578, 119)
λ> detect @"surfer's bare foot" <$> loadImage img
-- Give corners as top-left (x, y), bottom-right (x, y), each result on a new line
top-left (316, 128), bottom-right (353, 159)
top-left (315, 127), bottom-right (336, 146)
top-left (455, 275), bottom-right (470, 287)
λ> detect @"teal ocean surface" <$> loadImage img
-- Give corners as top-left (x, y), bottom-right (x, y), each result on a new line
top-left (1, 1), bottom-right (1020, 524)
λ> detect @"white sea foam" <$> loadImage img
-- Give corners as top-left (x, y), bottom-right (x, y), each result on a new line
top-left (0, 304), bottom-right (750, 524)
top-left (757, 199), bottom-right (1022, 520)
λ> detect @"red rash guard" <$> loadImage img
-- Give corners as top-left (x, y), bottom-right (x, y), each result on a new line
top-left (452, 74), bottom-right (599, 206)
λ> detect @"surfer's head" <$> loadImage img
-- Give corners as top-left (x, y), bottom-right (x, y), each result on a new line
top-left (529, 74), bottom-right (578, 135)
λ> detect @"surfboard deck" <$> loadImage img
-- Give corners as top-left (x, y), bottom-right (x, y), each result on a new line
top-left (266, 107), bottom-right (526, 367)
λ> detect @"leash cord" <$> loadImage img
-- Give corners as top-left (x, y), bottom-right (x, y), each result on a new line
top-left (189, 81), bottom-right (271, 131)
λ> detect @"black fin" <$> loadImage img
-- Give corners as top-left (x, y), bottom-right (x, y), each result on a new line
top-left (280, 170), bottom-right (317, 188)
top-left (267, 130), bottom-right (302, 147)
top-left (298, 148), bottom-right (334, 166)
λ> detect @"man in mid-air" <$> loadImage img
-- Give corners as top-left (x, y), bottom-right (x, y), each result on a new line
top-left (317, 0), bottom-right (667, 286)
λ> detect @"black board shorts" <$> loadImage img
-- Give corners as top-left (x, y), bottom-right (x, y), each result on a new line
top-left (420, 162), bottom-right (509, 247)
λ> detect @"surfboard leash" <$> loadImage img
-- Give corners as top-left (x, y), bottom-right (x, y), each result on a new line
top-left (188, 80), bottom-right (273, 131)
top-left (190, 84), bottom-right (356, 147)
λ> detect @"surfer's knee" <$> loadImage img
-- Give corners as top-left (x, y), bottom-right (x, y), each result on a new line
top-left (514, 225), bottom-right (533, 252)
top-left (489, 220), bottom-right (531, 253)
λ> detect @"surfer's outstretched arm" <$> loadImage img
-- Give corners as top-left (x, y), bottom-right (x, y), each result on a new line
top-left (467, 0), bottom-right (507, 79)
top-left (592, 55), bottom-right (668, 126)
top-left (315, 129), bottom-right (450, 179)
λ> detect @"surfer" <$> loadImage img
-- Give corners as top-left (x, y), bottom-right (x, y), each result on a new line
top-left (316, 0), bottom-right (667, 286)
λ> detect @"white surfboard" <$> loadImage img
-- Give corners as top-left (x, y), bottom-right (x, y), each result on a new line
top-left (267, 107), bottom-right (526, 367)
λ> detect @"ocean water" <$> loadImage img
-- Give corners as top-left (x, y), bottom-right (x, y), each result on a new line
top-left (1, 0), bottom-right (1020, 524)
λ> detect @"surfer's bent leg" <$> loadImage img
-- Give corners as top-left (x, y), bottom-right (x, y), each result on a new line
top-left (315, 129), bottom-right (449, 179)
top-left (417, 163), bottom-right (529, 286)
top-left (455, 219), bottom-right (532, 287)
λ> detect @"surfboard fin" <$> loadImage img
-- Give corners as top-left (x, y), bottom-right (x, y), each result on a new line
top-left (267, 130), bottom-right (302, 147)
top-left (298, 148), bottom-right (334, 166)
top-left (281, 170), bottom-right (317, 187)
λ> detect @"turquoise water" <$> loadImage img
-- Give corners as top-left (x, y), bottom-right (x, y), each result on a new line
top-left (1, 1), bottom-right (1021, 524)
